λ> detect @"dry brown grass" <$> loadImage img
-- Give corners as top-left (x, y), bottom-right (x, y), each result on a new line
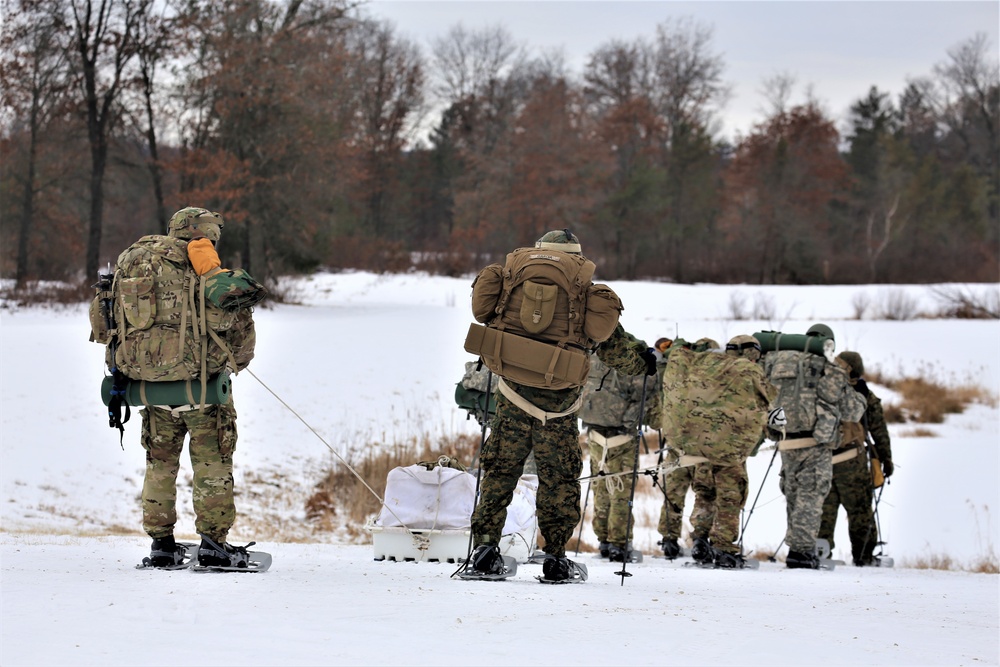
top-left (868, 369), bottom-right (996, 424)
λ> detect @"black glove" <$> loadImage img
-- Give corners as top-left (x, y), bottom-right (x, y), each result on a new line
top-left (882, 458), bottom-right (894, 478)
top-left (640, 348), bottom-right (658, 376)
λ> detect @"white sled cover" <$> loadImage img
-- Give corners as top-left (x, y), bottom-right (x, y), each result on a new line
top-left (375, 464), bottom-right (538, 536)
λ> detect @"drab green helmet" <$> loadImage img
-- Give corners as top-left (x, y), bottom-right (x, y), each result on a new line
top-left (168, 207), bottom-right (225, 242)
top-left (535, 229), bottom-right (582, 254)
top-left (806, 323), bottom-right (834, 341)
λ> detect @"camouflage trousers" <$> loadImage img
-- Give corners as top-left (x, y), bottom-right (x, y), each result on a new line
top-left (587, 431), bottom-right (637, 546)
top-left (658, 464), bottom-right (695, 539)
top-left (472, 392), bottom-right (582, 558)
top-left (690, 462), bottom-right (749, 555)
top-left (140, 403), bottom-right (238, 541)
top-left (779, 444), bottom-right (833, 553)
top-left (819, 450), bottom-right (878, 562)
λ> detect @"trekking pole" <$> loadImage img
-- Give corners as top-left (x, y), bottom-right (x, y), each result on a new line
top-left (767, 538), bottom-right (785, 563)
top-left (616, 374), bottom-right (648, 585)
top-left (574, 480), bottom-right (592, 556)
top-left (739, 443), bottom-right (780, 552)
top-left (455, 369), bottom-right (494, 576)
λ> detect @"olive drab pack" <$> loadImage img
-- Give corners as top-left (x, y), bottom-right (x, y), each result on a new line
top-left (466, 247), bottom-right (623, 390)
top-left (578, 356), bottom-right (644, 431)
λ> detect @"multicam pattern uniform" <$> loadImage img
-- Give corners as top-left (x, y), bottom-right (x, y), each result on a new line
top-left (767, 353), bottom-right (867, 554)
top-left (660, 347), bottom-right (775, 554)
top-left (472, 325), bottom-right (646, 557)
top-left (579, 357), bottom-right (651, 548)
top-left (819, 381), bottom-right (893, 563)
top-left (141, 309), bottom-right (256, 542)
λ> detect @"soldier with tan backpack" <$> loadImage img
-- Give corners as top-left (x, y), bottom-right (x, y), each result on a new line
top-left (459, 230), bottom-right (655, 583)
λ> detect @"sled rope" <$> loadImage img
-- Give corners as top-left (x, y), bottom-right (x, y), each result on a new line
top-left (246, 369), bottom-right (429, 550)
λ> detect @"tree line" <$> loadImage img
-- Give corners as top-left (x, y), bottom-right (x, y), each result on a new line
top-left (1, 0), bottom-right (997, 288)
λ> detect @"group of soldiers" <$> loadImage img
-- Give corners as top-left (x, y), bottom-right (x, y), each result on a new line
top-left (463, 229), bottom-right (895, 580)
top-left (584, 333), bottom-right (894, 570)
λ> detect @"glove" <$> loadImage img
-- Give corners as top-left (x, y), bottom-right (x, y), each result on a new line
top-left (767, 407), bottom-right (787, 428)
top-left (640, 348), bottom-right (658, 376)
top-left (882, 458), bottom-right (894, 478)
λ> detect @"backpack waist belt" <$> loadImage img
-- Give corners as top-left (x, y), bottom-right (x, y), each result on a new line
top-left (778, 436), bottom-right (818, 451)
top-left (497, 377), bottom-right (583, 425)
top-left (587, 431), bottom-right (634, 450)
top-left (832, 444), bottom-right (863, 465)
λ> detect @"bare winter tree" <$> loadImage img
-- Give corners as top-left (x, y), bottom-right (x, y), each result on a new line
top-left (0, 0), bottom-right (71, 286)
top-left (66, 0), bottom-right (147, 282)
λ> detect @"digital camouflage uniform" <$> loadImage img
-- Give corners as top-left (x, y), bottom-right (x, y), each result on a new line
top-left (767, 347), bottom-right (867, 556)
top-left (660, 342), bottom-right (774, 555)
top-left (141, 308), bottom-right (255, 542)
top-left (819, 372), bottom-right (893, 564)
top-left (579, 357), bottom-right (649, 549)
top-left (472, 324), bottom-right (646, 557)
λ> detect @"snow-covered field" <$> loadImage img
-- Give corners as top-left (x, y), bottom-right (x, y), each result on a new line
top-left (2, 273), bottom-right (998, 666)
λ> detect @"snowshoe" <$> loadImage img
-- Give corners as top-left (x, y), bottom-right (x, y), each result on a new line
top-left (812, 539), bottom-right (841, 569)
top-left (454, 545), bottom-right (518, 581)
top-left (191, 535), bottom-right (271, 573)
top-left (536, 555), bottom-right (588, 584)
top-left (854, 555), bottom-right (894, 568)
top-left (136, 536), bottom-right (196, 570)
top-left (714, 551), bottom-right (759, 570)
top-left (598, 541), bottom-right (611, 559)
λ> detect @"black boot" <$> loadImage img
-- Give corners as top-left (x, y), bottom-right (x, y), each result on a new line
top-left (714, 550), bottom-right (746, 569)
top-left (198, 535), bottom-right (251, 568)
top-left (470, 544), bottom-right (504, 575)
top-left (147, 535), bottom-right (186, 568)
top-left (598, 541), bottom-right (611, 559)
top-left (659, 537), bottom-right (681, 559)
top-left (691, 537), bottom-right (714, 564)
top-left (607, 543), bottom-right (636, 563)
top-left (542, 555), bottom-right (571, 582)
top-left (786, 549), bottom-right (820, 569)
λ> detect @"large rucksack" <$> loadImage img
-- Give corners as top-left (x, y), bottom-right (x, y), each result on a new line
top-left (761, 348), bottom-right (864, 446)
top-left (578, 356), bottom-right (643, 430)
top-left (660, 347), bottom-right (772, 465)
top-left (103, 235), bottom-right (237, 382)
top-left (465, 247), bottom-right (622, 390)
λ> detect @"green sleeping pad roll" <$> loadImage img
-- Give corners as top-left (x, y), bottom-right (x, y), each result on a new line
top-left (753, 331), bottom-right (834, 357)
top-left (101, 372), bottom-right (232, 407)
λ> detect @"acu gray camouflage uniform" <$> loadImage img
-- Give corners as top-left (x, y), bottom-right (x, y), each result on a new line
top-left (579, 356), bottom-right (650, 549)
top-left (765, 350), bottom-right (866, 555)
top-left (472, 324), bottom-right (646, 557)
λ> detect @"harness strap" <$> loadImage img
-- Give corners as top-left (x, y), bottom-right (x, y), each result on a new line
top-left (778, 436), bottom-right (819, 451)
top-left (497, 377), bottom-right (583, 425)
top-left (832, 446), bottom-right (861, 465)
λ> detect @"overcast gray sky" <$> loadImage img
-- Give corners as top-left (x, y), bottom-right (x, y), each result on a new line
top-left (364, 1), bottom-right (999, 141)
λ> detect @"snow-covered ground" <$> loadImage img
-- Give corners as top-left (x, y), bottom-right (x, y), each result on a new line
top-left (2, 274), bottom-right (998, 666)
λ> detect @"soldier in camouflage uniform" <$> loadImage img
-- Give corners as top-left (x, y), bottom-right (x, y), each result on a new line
top-left (766, 324), bottom-right (867, 569)
top-left (467, 230), bottom-right (654, 582)
top-left (654, 337), bottom-right (719, 560)
top-left (134, 208), bottom-right (258, 568)
top-left (661, 335), bottom-right (775, 568)
top-left (819, 351), bottom-right (894, 566)
top-left (580, 356), bottom-right (651, 562)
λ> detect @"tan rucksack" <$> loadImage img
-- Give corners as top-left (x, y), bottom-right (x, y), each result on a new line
top-left (466, 247), bottom-right (622, 390)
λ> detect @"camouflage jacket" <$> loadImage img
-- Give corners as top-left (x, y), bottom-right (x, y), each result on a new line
top-left (856, 378), bottom-right (892, 462)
